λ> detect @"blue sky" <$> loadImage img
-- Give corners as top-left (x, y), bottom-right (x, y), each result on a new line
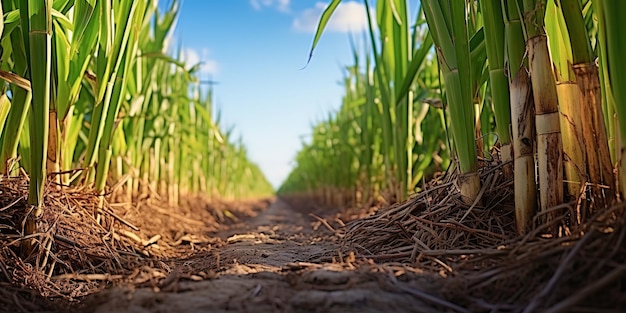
top-left (159, 0), bottom-right (374, 188)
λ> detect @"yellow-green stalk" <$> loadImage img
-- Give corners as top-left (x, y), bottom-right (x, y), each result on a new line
top-left (504, 0), bottom-right (537, 234)
top-left (479, 0), bottom-right (512, 177)
top-left (596, 1), bottom-right (626, 197)
top-left (561, 0), bottom-right (614, 210)
top-left (22, 0), bottom-right (53, 254)
top-left (545, 1), bottom-right (586, 203)
top-left (523, 0), bottom-right (563, 224)
top-left (423, 0), bottom-right (480, 203)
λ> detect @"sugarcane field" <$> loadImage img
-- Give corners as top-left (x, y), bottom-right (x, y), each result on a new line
top-left (0, 0), bottom-right (625, 312)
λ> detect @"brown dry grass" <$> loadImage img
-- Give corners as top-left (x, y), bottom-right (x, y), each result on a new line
top-left (0, 174), bottom-right (271, 311)
top-left (338, 156), bottom-right (625, 312)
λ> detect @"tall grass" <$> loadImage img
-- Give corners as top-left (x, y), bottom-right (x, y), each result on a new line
top-left (282, 0), bottom-right (625, 234)
top-left (0, 0), bottom-right (273, 254)
top-left (280, 2), bottom-right (448, 207)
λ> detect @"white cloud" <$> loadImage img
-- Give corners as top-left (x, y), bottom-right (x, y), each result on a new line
top-left (293, 1), bottom-right (370, 33)
top-left (251, 0), bottom-right (290, 13)
top-left (181, 48), bottom-right (218, 75)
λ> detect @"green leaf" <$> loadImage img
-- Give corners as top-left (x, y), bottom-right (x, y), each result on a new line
top-left (305, 0), bottom-right (342, 66)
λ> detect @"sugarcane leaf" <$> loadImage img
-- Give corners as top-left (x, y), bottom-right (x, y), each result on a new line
top-left (305, 0), bottom-right (342, 66)
top-left (396, 31), bottom-right (433, 105)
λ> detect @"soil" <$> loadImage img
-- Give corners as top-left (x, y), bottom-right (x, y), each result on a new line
top-left (3, 165), bottom-right (623, 313)
top-left (79, 199), bottom-right (446, 313)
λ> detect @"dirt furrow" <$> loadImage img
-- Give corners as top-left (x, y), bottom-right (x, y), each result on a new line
top-left (83, 200), bottom-right (443, 313)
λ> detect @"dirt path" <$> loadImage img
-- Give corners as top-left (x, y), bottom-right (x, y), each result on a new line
top-left (83, 200), bottom-right (444, 313)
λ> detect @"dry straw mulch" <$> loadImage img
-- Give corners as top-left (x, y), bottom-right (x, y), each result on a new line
top-left (342, 157), bottom-right (517, 265)
top-left (341, 157), bottom-right (626, 312)
top-left (0, 174), bottom-right (270, 311)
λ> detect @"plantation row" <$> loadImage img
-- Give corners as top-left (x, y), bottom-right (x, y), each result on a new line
top-left (280, 0), bottom-right (625, 234)
top-left (0, 0), bottom-right (273, 248)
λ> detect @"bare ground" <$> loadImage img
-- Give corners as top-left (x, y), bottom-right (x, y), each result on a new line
top-left (6, 159), bottom-right (622, 313)
top-left (80, 199), bottom-right (447, 313)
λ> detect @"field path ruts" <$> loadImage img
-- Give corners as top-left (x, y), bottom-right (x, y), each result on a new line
top-left (84, 200), bottom-right (443, 313)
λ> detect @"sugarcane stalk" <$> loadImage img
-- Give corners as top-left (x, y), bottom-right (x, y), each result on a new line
top-left (523, 0), bottom-right (563, 225)
top-left (597, 0), bottom-right (626, 197)
top-left (560, 0), bottom-right (615, 210)
top-left (545, 1), bottom-right (586, 206)
top-left (503, 0), bottom-right (537, 234)
top-left (480, 0), bottom-right (512, 178)
top-left (22, 0), bottom-right (53, 255)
